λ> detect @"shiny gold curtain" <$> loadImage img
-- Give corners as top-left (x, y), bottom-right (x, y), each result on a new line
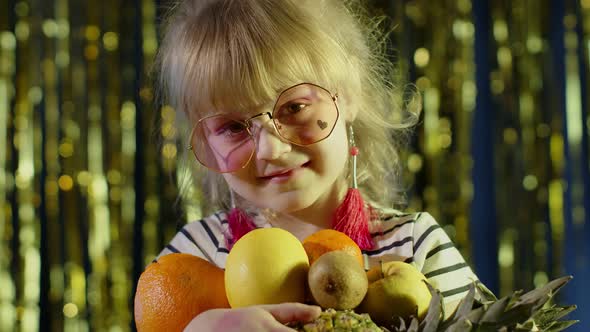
top-left (379, 1), bottom-right (590, 329)
top-left (1, 0), bottom-right (180, 330)
top-left (1, 0), bottom-right (589, 331)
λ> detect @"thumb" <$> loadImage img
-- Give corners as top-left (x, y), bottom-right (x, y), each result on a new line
top-left (261, 303), bottom-right (322, 324)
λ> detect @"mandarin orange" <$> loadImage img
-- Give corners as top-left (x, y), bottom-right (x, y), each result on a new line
top-left (302, 229), bottom-right (364, 268)
top-left (134, 253), bottom-right (230, 331)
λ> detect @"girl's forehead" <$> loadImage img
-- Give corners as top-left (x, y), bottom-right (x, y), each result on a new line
top-left (192, 81), bottom-right (316, 119)
top-left (197, 100), bottom-right (271, 118)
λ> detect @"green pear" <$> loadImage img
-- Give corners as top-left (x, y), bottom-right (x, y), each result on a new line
top-left (357, 261), bottom-right (431, 325)
top-left (307, 251), bottom-right (368, 310)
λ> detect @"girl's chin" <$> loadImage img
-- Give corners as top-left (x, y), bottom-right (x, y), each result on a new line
top-left (255, 194), bottom-right (315, 213)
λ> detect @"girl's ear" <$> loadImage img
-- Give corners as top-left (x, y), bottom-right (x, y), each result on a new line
top-left (346, 106), bottom-right (359, 122)
top-left (339, 93), bottom-right (359, 122)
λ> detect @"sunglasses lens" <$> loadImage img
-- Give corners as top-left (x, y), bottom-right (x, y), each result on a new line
top-left (273, 84), bottom-right (338, 145)
top-left (191, 117), bottom-right (255, 173)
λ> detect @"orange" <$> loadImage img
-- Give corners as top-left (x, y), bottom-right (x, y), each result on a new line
top-left (302, 229), bottom-right (364, 267)
top-left (134, 253), bottom-right (230, 331)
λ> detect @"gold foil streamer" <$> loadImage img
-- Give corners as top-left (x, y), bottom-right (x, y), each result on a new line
top-left (1, 22), bottom-right (16, 332)
top-left (564, 15), bottom-right (586, 230)
top-left (393, 0), bottom-right (477, 262)
top-left (489, 0), bottom-right (551, 296)
top-left (140, 0), bottom-right (161, 269)
top-left (12, 2), bottom-right (42, 330)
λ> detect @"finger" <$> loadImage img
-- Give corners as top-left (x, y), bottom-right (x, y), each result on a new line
top-left (260, 303), bottom-right (322, 324)
top-left (265, 319), bottom-right (302, 332)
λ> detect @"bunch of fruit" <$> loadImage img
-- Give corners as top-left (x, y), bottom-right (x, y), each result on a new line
top-left (134, 228), bottom-right (576, 332)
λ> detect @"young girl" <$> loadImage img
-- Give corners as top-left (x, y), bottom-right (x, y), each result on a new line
top-left (153, 0), bottom-right (482, 330)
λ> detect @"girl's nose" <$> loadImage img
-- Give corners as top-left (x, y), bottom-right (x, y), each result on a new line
top-left (252, 120), bottom-right (292, 160)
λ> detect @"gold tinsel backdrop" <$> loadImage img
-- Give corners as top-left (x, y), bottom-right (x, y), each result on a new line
top-left (1, 0), bottom-right (589, 331)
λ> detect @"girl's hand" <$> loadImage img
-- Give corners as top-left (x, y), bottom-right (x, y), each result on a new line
top-left (184, 302), bottom-right (322, 332)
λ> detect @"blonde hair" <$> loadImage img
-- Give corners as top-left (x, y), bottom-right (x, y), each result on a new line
top-left (155, 0), bottom-right (421, 214)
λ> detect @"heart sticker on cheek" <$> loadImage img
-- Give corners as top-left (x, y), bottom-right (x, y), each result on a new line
top-left (317, 120), bottom-right (328, 130)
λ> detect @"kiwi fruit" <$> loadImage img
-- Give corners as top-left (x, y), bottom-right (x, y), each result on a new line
top-left (307, 250), bottom-right (368, 310)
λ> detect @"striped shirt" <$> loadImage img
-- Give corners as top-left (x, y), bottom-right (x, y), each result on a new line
top-left (158, 210), bottom-right (480, 304)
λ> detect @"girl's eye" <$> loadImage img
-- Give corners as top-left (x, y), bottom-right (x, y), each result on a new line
top-left (286, 103), bottom-right (307, 114)
top-left (274, 101), bottom-right (313, 124)
top-left (226, 122), bottom-right (247, 133)
top-left (215, 121), bottom-right (247, 136)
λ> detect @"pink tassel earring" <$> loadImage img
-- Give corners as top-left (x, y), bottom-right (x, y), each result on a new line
top-left (226, 190), bottom-right (256, 250)
top-left (332, 125), bottom-right (374, 250)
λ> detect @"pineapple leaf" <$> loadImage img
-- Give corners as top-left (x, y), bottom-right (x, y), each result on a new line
top-left (438, 306), bottom-right (484, 331)
top-left (543, 319), bottom-right (579, 332)
top-left (513, 324), bottom-right (535, 331)
top-left (493, 301), bottom-right (535, 327)
top-left (512, 276), bottom-right (572, 311)
top-left (419, 282), bottom-right (442, 332)
top-left (450, 282), bottom-right (477, 319)
top-left (445, 318), bottom-right (473, 332)
top-left (515, 318), bottom-right (536, 330)
top-left (475, 281), bottom-right (498, 302)
top-left (506, 290), bottom-right (524, 308)
top-left (533, 305), bottom-right (577, 327)
top-left (395, 316), bottom-right (406, 331)
top-left (479, 296), bottom-right (510, 323)
top-left (407, 317), bottom-right (419, 332)
top-left (461, 306), bottom-right (486, 324)
top-left (473, 322), bottom-right (502, 332)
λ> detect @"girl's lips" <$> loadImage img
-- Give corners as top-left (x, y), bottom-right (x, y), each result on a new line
top-left (266, 169), bottom-right (297, 183)
top-left (260, 168), bottom-right (295, 179)
top-left (260, 162), bottom-right (310, 183)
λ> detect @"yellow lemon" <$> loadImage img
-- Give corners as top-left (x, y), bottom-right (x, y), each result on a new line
top-left (224, 228), bottom-right (309, 307)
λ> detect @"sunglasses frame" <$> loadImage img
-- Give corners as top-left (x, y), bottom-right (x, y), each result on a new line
top-left (187, 82), bottom-right (340, 173)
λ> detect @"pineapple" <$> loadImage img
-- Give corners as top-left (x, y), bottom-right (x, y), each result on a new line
top-left (288, 276), bottom-right (577, 332)
top-left (427, 276), bottom-right (578, 332)
top-left (289, 309), bottom-right (383, 332)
